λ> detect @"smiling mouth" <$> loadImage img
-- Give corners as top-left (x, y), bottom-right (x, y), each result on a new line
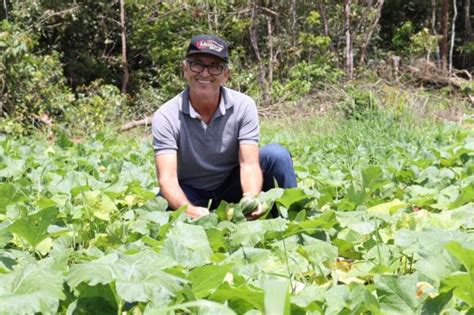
top-left (197, 79), bottom-right (211, 84)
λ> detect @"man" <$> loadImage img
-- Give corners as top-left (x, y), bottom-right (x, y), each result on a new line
top-left (152, 34), bottom-right (297, 219)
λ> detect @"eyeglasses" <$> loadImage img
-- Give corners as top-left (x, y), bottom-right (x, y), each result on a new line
top-left (187, 61), bottom-right (226, 75)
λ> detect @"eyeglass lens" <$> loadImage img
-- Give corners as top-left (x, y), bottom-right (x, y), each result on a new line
top-left (188, 61), bottom-right (224, 75)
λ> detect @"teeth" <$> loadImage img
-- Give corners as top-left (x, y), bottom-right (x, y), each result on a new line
top-left (198, 79), bottom-right (211, 84)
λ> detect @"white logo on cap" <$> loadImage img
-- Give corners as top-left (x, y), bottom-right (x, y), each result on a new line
top-left (196, 40), bottom-right (224, 52)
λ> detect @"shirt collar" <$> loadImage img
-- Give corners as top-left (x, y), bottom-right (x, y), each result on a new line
top-left (180, 86), bottom-right (234, 117)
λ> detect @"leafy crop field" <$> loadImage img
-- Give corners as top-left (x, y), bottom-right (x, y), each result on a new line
top-left (0, 114), bottom-right (473, 314)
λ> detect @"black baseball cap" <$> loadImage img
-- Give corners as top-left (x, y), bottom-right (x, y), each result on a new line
top-left (186, 35), bottom-right (229, 63)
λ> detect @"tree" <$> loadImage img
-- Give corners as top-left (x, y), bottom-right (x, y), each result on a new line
top-left (119, 0), bottom-right (129, 94)
top-left (249, 0), bottom-right (270, 106)
top-left (449, 0), bottom-right (457, 73)
top-left (344, 0), bottom-right (353, 79)
top-left (440, 0), bottom-right (449, 72)
top-left (359, 0), bottom-right (385, 65)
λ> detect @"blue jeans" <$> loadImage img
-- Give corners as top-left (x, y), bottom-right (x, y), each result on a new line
top-left (179, 143), bottom-right (297, 209)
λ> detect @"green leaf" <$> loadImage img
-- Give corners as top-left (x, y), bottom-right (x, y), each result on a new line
top-left (82, 190), bottom-right (117, 221)
top-left (445, 241), bottom-right (474, 272)
top-left (349, 284), bottom-right (381, 315)
top-left (8, 207), bottom-right (58, 248)
top-left (161, 222), bottom-right (213, 268)
top-left (147, 299), bottom-right (236, 315)
top-left (0, 157), bottom-right (25, 178)
top-left (421, 290), bottom-right (453, 315)
top-left (450, 185), bottom-right (474, 209)
top-left (367, 199), bottom-right (406, 215)
top-left (325, 285), bottom-right (350, 314)
top-left (113, 251), bottom-right (185, 303)
top-left (262, 276), bottom-right (290, 315)
top-left (285, 210), bottom-right (337, 237)
top-left (300, 234), bottom-right (338, 268)
top-left (188, 264), bottom-right (234, 298)
top-left (67, 253), bottom-right (118, 288)
top-left (362, 165), bottom-right (385, 191)
top-left (291, 285), bottom-right (324, 309)
top-left (277, 188), bottom-right (311, 209)
top-left (0, 183), bottom-right (22, 213)
top-left (441, 273), bottom-right (474, 307)
top-left (375, 274), bottom-right (418, 315)
top-left (68, 251), bottom-right (182, 304)
top-left (230, 218), bottom-right (287, 247)
top-left (0, 263), bottom-right (65, 314)
top-left (70, 283), bottom-right (118, 315)
top-left (209, 282), bottom-right (264, 312)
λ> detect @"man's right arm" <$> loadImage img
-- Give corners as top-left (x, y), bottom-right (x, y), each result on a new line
top-left (155, 154), bottom-right (209, 219)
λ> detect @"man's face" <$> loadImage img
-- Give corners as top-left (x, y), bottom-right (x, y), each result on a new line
top-left (183, 54), bottom-right (229, 99)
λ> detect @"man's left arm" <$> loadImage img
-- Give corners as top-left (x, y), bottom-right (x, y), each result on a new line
top-left (239, 143), bottom-right (263, 217)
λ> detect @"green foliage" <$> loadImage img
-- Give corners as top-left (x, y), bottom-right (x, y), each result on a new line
top-left (392, 21), bottom-right (415, 52)
top-left (0, 114), bottom-right (474, 313)
top-left (338, 85), bottom-right (379, 119)
top-left (64, 81), bottom-right (127, 133)
top-left (0, 20), bottom-right (74, 134)
top-left (409, 28), bottom-right (440, 58)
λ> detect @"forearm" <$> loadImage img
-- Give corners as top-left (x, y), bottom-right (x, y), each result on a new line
top-left (159, 177), bottom-right (192, 210)
top-left (240, 163), bottom-right (263, 197)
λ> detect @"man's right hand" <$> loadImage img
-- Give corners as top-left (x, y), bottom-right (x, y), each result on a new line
top-left (186, 205), bottom-right (210, 219)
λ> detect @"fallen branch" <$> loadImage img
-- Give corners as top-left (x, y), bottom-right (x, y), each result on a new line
top-left (406, 65), bottom-right (468, 89)
top-left (405, 65), bottom-right (473, 105)
top-left (120, 116), bottom-right (153, 132)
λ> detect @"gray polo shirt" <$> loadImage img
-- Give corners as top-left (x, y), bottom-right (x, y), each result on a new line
top-left (152, 86), bottom-right (259, 191)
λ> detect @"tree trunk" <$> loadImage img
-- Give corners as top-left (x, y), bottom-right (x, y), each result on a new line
top-left (3, 0), bottom-right (8, 20)
top-left (250, 0), bottom-right (271, 106)
top-left (464, 0), bottom-right (472, 42)
top-left (431, 0), bottom-right (437, 35)
top-left (267, 15), bottom-right (274, 87)
top-left (449, 0), bottom-right (457, 73)
top-left (317, 0), bottom-right (329, 38)
top-left (206, 1), bottom-right (213, 32)
top-left (290, 0), bottom-right (297, 47)
top-left (439, 0), bottom-right (449, 73)
top-left (344, 0), bottom-right (353, 79)
top-left (119, 0), bottom-right (129, 94)
top-left (359, 0), bottom-right (385, 65)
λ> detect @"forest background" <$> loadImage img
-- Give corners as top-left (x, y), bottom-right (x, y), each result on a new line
top-left (0, 0), bottom-right (473, 135)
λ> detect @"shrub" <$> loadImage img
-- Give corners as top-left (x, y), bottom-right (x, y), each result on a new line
top-left (338, 85), bottom-right (379, 119)
top-left (0, 21), bottom-right (74, 134)
top-left (63, 81), bottom-right (127, 134)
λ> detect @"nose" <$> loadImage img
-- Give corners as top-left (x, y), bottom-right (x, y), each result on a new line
top-left (200, 66), bottom-right (211, 76)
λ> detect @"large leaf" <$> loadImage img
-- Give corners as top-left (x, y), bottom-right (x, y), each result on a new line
top-left (161, 222), bottom-right (212, 268)
top-left (421, 290), bottom-right (453, 315)
top-left (82, 190), bottom-right (117, 221)
top-left (8, 207), bottom-right (58, 248)
top-left (209, 282), bottom-right (264, 312)
top-left (262, 276), bottom-right (291, 315)
top-left (188, 264), bottom-right (234, 298)
top-left (230, 218), bottom-right (287, 247)
top-left (444, 241), bottom-right (474, 272)
top-left (277, 188), bottom-right (312, 209)
top-left (375, 274), bottom-right (418, 315)
top-left (441, 273), bottom-right (474, 307)
top-left (67, 253), bottom-right (119, 288)
top-left (0, 263), bottom-right (65, 314)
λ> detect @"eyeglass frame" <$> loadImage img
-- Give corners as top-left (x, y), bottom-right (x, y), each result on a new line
top-left (186, 60), bottom-right (228, 75)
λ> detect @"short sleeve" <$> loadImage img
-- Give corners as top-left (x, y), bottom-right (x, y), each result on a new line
top-left (152, 111), bottom-right (178, 155)
top-left (238, 99), bottom-right (259, 145)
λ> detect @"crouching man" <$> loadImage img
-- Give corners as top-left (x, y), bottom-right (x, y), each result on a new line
top-left (152, 34), bottom-right (297, 219)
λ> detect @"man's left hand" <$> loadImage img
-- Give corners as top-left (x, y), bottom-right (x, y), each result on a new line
top-left (247, 202), bottom-right (264, 220)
